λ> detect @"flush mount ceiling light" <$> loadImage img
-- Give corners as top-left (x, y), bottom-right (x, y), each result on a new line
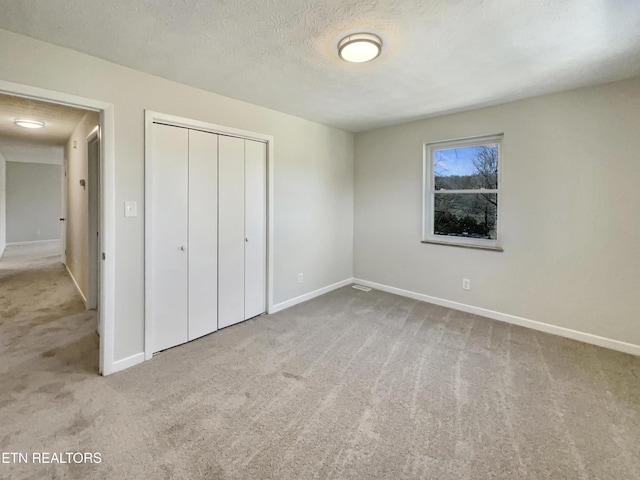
top-left (338, 32), bottom-right (382, 63)
top-left (14, 118), bottom-right (45, 129)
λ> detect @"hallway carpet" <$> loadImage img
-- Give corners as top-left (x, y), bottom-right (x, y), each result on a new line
top-left (0, 242), bottom-right (97, 375)
top-left (1, 253), bottom-right (639, 478)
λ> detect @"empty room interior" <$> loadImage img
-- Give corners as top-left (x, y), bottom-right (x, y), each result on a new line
top-left (0, 1), bottom-right (639, 479)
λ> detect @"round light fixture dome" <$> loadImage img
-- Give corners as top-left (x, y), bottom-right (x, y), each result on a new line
top-left (15, 118), bottom-right (45, 129)
top-left (338, 33), bottom-right (382, 63)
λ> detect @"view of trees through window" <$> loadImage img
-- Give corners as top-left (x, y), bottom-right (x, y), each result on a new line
top-left (433, 144), bottom-right (498, 240)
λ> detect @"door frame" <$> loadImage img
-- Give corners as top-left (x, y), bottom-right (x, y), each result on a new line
top-left (0, 80), bottom-right (116, 376)
top-left (86, 126), bottom-right (100, 311)
top-left (144, 110), bottom-right (274, 361)
top-left (61, 155), bottom-right (67, 264)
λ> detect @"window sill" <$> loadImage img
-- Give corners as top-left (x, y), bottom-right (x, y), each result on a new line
top-left (421, 239), bottom-right (503, 252)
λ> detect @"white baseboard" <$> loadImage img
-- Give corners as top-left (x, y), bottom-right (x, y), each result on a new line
top-left (64, 263), bottom-right (87, 306)
top-left (106, 352), bottom-right (145, 375)
top-left (353, 278), bottom-right (640, 356)
top-left (7, 238), bottom-right (61, 247)
top-left (270, 277), bottom-right (354, 314)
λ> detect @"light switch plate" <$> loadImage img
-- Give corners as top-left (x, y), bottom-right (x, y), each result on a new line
top-left (124, 201), bottom-right (137, 218)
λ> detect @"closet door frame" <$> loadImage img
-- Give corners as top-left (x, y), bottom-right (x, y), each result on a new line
top-left (144, 110), bottom-right (274, 361)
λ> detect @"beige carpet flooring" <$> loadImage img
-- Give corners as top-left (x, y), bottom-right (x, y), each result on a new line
top-left (1, 246), bottom-right (639, 479)
top-left (0, 242), bottom-right (97, 375)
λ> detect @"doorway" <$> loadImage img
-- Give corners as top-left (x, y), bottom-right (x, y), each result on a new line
top-left (0, 80), bottom-right (115, 375)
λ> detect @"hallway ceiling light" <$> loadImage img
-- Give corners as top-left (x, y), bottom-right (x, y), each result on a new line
top-left (338, 33), bottom-right (383, 63)
top-left (14, 118), bottom-right (45, 129)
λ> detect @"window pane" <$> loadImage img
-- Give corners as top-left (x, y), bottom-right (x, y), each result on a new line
top-left (434, 193), bottom-right (497, 240)
top-left (434, 145), bottom-right (498, 190)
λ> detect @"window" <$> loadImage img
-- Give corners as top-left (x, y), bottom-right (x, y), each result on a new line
top-left (422, 134), bottom-right (503, 250)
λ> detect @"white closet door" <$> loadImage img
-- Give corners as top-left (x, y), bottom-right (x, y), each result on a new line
top-left (188, 130), bottom-right (218, 340)
top-left (244, 140), bottom-right (267, 319)
top-left (218, 135), bottom-right (245, 329)
top-left (150, 123), bottom-right (189, 352)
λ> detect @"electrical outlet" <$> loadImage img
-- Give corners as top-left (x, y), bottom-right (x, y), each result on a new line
top-left (462, 278), bottom-right (471, 290)
top-left (298, 273), bottom-right (303, 283)
top-left (35, 229), bottom-right (41, 235)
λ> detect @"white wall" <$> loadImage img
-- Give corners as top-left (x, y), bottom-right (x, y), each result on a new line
top-left (0, 141), bottom-right (64, 246)
top-left (0, 151), bottom-right (6, 256)
top-left (354, 76), bottom-right (640, 349)
top-left (0, 139), bottom-right (63, 165)
top-left (5, 161), bottom-right (61, 243)
top-left (64, 112), bottom-right (99, 299)
top-left (0, 28), bottom-right (354, 362)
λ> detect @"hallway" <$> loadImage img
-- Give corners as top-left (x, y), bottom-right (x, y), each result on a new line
top-left (0, 241), bottom-right (97, 375)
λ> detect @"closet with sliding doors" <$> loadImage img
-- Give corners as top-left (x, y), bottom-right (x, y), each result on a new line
top-left (147, 121), bottom-right (267, 354)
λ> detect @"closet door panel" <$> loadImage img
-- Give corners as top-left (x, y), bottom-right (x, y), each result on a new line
top-left (244, 140), bottom-right (267, 319)
top-left (150, 123), bottom-right (189, 352)
top-left (218, 135), bottom-right (245, 329)
top-left (188, 130), bottom-right (218, 340)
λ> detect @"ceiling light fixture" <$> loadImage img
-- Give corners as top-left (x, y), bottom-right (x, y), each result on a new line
top-left (338, 33), bottom-right (382, 63)
top-left (14, 118), bottom-right (45, 129)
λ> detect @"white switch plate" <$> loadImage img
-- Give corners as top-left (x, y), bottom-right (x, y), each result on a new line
top-left (124, 201), bottom-right (137, 217)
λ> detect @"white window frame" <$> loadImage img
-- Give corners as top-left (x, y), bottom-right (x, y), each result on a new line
top-left (422, 134), bottom-right (503, 251)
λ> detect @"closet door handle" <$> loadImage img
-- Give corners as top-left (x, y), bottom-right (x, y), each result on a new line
top-left (180, 245), bottom-right (187, 251)
top-left (245, 237), bottom-right (249, 242)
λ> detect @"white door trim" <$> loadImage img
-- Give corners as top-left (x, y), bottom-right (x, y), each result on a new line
top-left (61, 156), bottom-right (67, 264)
top-left (0, 80), bottom-right (116, 376)
top-left (86, 126), bottom-right (100, 311)
top-left (144, 110), bottom-right (275, 361)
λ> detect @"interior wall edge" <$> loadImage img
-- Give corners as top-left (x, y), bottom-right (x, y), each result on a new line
top-left (0, 151), bottom-right (5, 258)
top-left (6, 238), bottom-right (60, 247)
top-left (270, 277), bottom-right (354, 313)
top-left (353, 278), bottom-right (640, 357)
top-left (108, 352), bottom-right (145, 375)
top-left (64, 262), bottom-right (87, 306)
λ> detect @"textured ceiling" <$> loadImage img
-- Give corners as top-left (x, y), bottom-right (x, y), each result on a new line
top-left (0, 93), bottom-right (88, 146)
top-left (1, 1), bottom-right (639, 131)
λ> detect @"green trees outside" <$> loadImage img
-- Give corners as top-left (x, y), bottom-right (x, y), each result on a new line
top-left (433, 146), bottom-right (498, 239)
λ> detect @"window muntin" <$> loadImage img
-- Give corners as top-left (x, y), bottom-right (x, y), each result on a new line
top-left (423, 135), bottom-right (502, 249)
